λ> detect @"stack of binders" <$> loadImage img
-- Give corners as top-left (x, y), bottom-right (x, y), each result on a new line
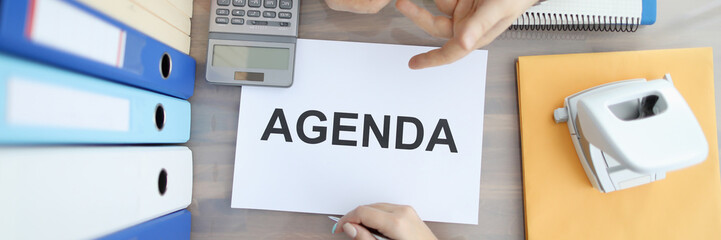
top-left (0, 0), bottom-right (195, 239)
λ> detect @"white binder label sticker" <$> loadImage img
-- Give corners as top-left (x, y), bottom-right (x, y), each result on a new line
top-left (6, 77), bottom-right (130, 131)
top-left (27, 0), bottom-right (126, 68)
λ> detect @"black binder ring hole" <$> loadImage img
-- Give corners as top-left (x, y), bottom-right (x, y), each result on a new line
top-left (155, 104), bottom-right (165, 131)
top-left (158, 169), bottom-right (168, 196)
top-left (160, 53), bottom-right (172, 79)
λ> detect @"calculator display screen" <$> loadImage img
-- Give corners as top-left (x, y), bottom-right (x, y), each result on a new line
top-left (213, 45), bottom-right (290, 70)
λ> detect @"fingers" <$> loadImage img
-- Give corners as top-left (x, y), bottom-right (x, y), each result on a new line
top-left (367, 203), bottom-right (418, 218)
top-left (473, 16), bottom-right (517, 48)
top-left (335, 205), bottom-right (394, 234)
top-left (334, 204), bottom-right (434, 240)
top-left (366, 202), bottom-right (400, 212)
top-left (455, 2), bottom-right (508, 50)
top-left (395, 0), bottom-right (453, 39)
top-left (396, 0), bottom-right (504, 69)
top-left (406, 0), bottom-right (515, 69)
top-left (343, 223), bottom-right (377, 240)
top-left (325, 0), bottom-right (392, 14)
top-left (408, 37), bottom-right (470, 69)
top-left (466, 0), bottom-right (539, 47)
top-left (433, 0), bottom-right (457, 16)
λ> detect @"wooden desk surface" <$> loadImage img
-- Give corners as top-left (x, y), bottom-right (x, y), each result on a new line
top-left (187, 0), bottom-right (721, 239)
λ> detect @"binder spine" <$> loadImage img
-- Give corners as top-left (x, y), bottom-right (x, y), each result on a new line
top-left (0, 0), bottom-right (196, 99)
top-left (510, 13), bottom-right (640, 32)
top-left (0, 146), bottom-right (193, 240)
top-left (0, 53), bottom-right (191, 144)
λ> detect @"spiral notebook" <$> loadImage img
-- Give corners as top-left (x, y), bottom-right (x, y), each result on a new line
top-left (511, 0), bottom-right (656, 32)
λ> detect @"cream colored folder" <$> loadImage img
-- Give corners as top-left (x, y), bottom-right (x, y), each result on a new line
top-left (0, 146), bottom-right (193, 240)
top-left (130, 0), bottom-right (191, 35)
top-left (166, 0), bottom-right (194, 18)
top-left (78, 0), bottom-right (191, 53)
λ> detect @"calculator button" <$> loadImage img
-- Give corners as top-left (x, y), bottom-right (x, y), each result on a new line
top-left (217, 0), bottom-right (231, 6)
top-left (263, 11), bottom-right (276, 18)
top-left (250, 20), bottom-right (268, 25)
top-left (279, 22), bottom-right (289, 27)
top-left (264, 0), bottom-right (277, 8)
top-left (232, 0), bottom-right (246, 6)
top-left (279, 0), bottom-right (292, 9)
top-left (248, 0), bottom-right (261, 7)
top-left (231, 18), bottom-right (245, 25)
top-left (247, 10), bottom-right (261, 17)
top-left (278, 12), bottom-right (291, 19)
top-left (215, 17), bottom-right (229, 24)
top-left (232, 9), bottom-right (245, 16)
top-left (216, 9), bottom-right (230, 15)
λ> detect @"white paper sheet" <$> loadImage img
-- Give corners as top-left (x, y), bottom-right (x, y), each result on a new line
top-left (232, 39), bottom-right (487, 224)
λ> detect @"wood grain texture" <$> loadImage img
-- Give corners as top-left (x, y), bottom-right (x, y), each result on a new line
top-left (187, 0), bottom-right (721, 239)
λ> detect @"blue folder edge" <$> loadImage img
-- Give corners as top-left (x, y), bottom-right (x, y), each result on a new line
top-left (641, 0), bottom-right (657, 25)
top-left (97, 209), bottom-right (191, 240)
top-left (0, 0), bottom-right (196, 99)
top-left (0, 53), bottom-right (191, 144)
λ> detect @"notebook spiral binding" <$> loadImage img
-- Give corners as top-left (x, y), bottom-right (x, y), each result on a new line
top-left (509, 12), bottom-right (641, 32)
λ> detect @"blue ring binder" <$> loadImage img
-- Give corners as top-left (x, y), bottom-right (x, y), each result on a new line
top-left (0, 0), bottom-right (196, 99)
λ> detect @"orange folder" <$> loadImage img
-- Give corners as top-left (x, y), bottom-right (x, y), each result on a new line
top-left (517, 48), bottom-right (721, 239)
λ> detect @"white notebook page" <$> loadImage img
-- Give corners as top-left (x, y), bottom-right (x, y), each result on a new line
top-left (515, 0), bottom-right (642, 25)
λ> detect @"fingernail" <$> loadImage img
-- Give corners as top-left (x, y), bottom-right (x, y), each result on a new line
top-left (331, 223), bottom-right (337, 234)
top-left (342, 223), bottom-right (357, 238)
top-left (408, 58), bottom-right (420, 69)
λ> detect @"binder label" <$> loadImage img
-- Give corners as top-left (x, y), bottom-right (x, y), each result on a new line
top-left (26, 0), bottom-right (126, 68)
top-left (6, 77), bottom-right (130, 131)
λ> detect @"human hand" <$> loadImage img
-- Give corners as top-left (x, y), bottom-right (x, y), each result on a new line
top-left (395, 0), bottom-right (539, 69)
top-left (332, 203), bottom-right (437, 240)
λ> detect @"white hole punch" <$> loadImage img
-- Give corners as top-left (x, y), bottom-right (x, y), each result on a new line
top-left (554, 74), bottom-right (707, 193)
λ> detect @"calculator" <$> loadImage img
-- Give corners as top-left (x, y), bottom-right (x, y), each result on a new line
top-left (206, 0), bottom-right (299, 87)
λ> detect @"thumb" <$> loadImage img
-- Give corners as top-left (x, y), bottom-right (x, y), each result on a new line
top-left (455, 3), bottom-right (506, 50)
top-left (342, 223), bottom-right (376, 240)
top-left (457, 21), bottom-right (481, 51)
